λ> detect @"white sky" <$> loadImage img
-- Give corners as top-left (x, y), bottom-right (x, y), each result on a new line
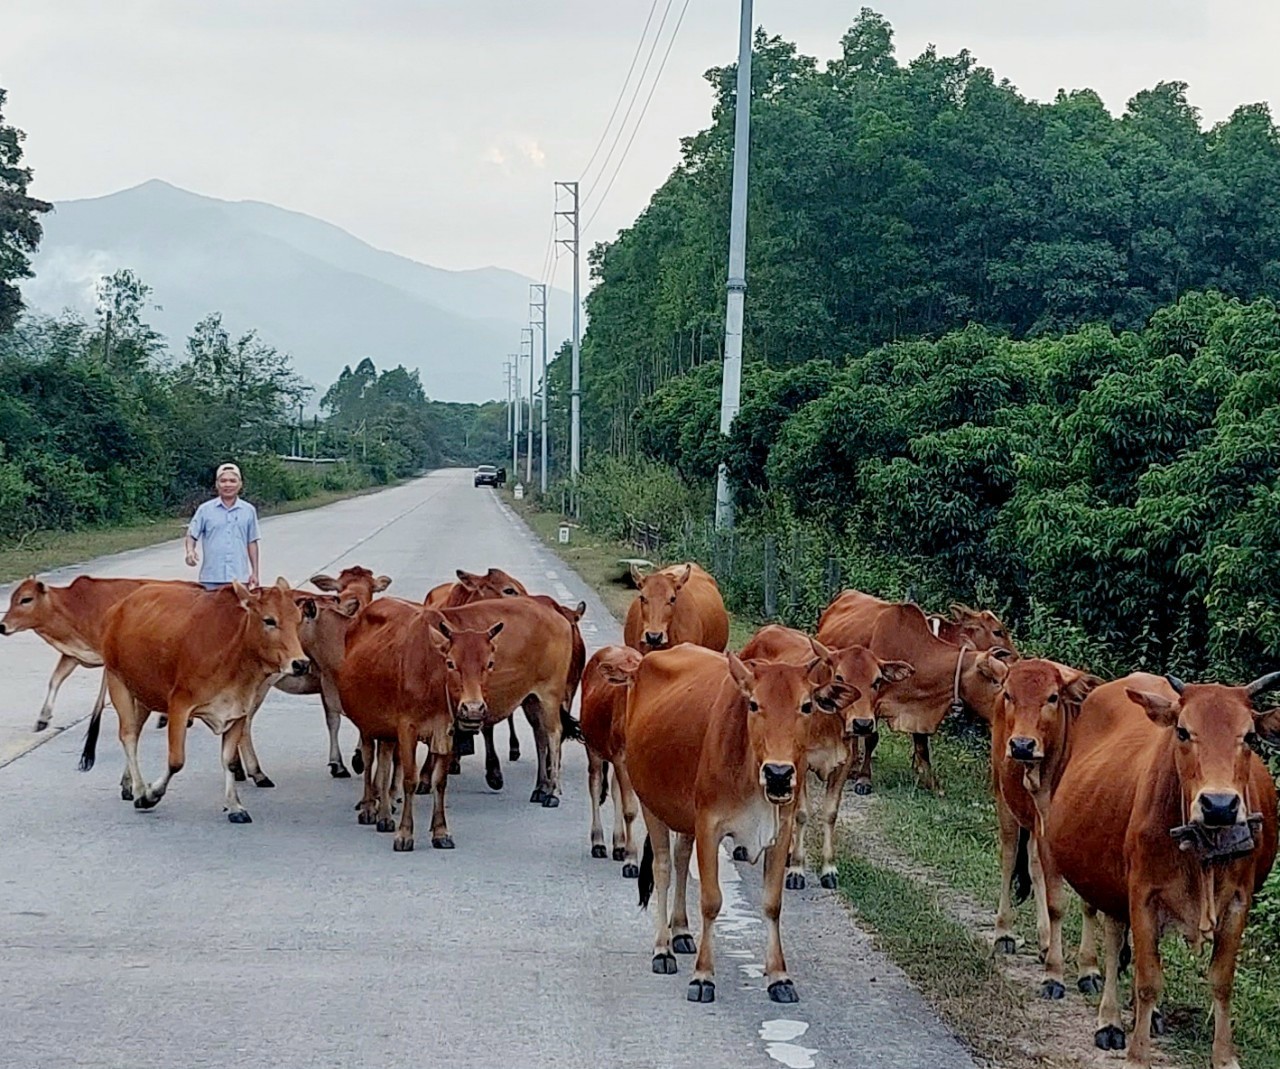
top-left (3, 1), bottom-right (1277, 283)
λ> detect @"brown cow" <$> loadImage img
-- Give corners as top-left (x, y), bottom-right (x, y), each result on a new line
top-left (624, 563), bottom-right (728, 654)
top-left (1043, 671), bottom-right (1280, 1065)
top-left (100, 578), bottom-right (310, 823)
top-left (989, 658), bottom-right (1103, 997)
top-left (817, 592), bottom-right (1012, 793)
top-left (621, 643), bottom-right (835, 1005)
top-left (579, 644), bottom-right (644, 876)
top-left (926, 602), bottom-right (1017, 651)
top-left (741, 624), bottom-right (909, 890)
top-left (423, 567), bottom-right (528, 609)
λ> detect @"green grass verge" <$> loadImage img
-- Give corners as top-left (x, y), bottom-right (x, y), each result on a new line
top-left (0, 482), bottom-right (395, 583)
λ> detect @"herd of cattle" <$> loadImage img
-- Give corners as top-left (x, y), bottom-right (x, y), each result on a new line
top-left (2, 559), bottom-right (1278, 1068)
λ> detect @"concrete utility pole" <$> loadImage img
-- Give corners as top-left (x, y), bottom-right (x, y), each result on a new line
top-left (555, 180), bottom-right (581, 480)
top-left (714, 0), bottom-right (754, 530)
top-left (509, 353), bottom-right (522, 476)
top-left (505, 359), bottom-right (514, 443)
top-left (531, 283), bottom-right (549, 493)
top-left (522, 327), bottom-right (534, 484)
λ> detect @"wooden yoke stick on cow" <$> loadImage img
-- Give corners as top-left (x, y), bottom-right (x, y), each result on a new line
top-left (1043, 671), bottom-right (1280, 1066)
top-left (624, 562), bottom-right (728, 654)
top-left (99, 579), bottom-right (310, 824)
top-left (619, 644), bottom-right (839, 1005)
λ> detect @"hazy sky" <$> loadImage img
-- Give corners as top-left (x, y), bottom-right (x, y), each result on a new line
top-left (4, 1), bottom-right (1277, 285)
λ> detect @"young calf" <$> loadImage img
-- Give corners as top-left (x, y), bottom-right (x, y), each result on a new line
top-left (579, 645), bottom-right (644, 876)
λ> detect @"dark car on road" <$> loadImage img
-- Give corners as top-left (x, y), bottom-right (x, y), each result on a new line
top-left (474, 464), bottom-right (499, 487)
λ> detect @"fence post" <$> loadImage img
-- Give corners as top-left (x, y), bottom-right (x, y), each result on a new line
top-left (763, 535), bottom-right (777, 619)
top-left (789, 526), bottom-right (800, 618)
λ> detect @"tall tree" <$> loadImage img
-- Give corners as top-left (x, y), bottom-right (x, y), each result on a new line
top-left (0, 87), bottom-right (52, 335)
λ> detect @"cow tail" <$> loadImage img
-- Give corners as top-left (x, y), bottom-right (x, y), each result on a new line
top-left (638, 835), bottom-right (655, 910)
top-left (1119, 927), bottom-right (1132, 974)
top-left (560, 708), bottom-right (583, 742)
top-left (1011, 826), bottom-right (1032, 905)
top-left (78, 709), bottom-right (102, 772)
top-left (599, 760), bottom-right (611, 806)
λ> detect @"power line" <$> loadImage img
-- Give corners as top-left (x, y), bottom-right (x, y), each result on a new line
top-left (578, 0), bottom-right (662, 189)
top-left (581, 0), bottom-right (676, 206)
top-left (583, 0), bottom-right (691, 235)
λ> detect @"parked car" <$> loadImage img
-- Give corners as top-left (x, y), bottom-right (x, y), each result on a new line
top-left (474, 464), bottom-right (499, 487)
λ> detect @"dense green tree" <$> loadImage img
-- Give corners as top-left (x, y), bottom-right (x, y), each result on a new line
top-left (0, 87), bottom-right (52, 335)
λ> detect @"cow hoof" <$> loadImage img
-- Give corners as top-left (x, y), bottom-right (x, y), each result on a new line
top-left (448, 757), bottom-right (461, 775)
top-left (767, 980), bottom-right (798, 1004)
top-left (509, 748), bottom-right (520, 763)
top-left (651, 953), bottom-right (677, 975)
top-left (853, 781), bottom-right (873, 796)
top-left (34, 718), bottom-right (50, 732)
top-left (120, 785), bottom-right (134, 801)
top-left (357, 810), bottom-right (376, 826)
top-left (732, 846), bottom-right (749, 861)
top-left (1094, 1025), bottom-right (1126, 1051)
top-left (1150, 1009), bottom-right (1166, 1037)
top-left (432, 836), bottom-right (455, 850)
top-left (329, 763), bottom-right (351, 779)
top-left (414, 781), bottom-right (429, 795)
top-left (785, 872), bottom-right (806, 891)
top-left (157, 715), bottom-right (168, 728)
top-left (672, 934), bottom-right (697, 955)
top-left (591, 845), bottom-right (608, 859)
top-left (230, 764), bottom-right (246, 783)
top-left (485, 770), bottom-right (504, 791)
top-left (393, 836), bottom-right (414, 852)
top-left (226, 810), bottom-right (252, 824)
top-left (1078, 973), bottom-right (1103, 996)
top-left (541, 794), bottom-right (560, 809)
top-left (350, 750), bottom-right (364, 775)
top-left (134, 792), bottom-right (160, 810)
top-left (622, 863), bottom-right (639, 879)
top-left (252, 775), bottom-right (275, 789)
top-left (993, 936), bottom-right (1017, 955)
top-left (376, 818), bottom-right (396, 833)
top-left (530, 788), bottom-right (547, 804)
top-left (687, 980), bottom-right (715, 1003)
top-left (612, 846), bottom-right (626, 862)
top-left (820, 873), bottom-right (839, 890)
top-left (1040, 980), bottom-right (1066, 1000)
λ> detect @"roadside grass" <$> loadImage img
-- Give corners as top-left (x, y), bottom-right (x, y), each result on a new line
top-left (512, 490), bottom-right (1280, 1068)
top-left (0, 482), bottom-right (395, 583)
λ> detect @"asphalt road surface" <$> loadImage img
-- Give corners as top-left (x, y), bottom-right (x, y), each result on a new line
top-left (0, 469), bottom-right (975, 1069)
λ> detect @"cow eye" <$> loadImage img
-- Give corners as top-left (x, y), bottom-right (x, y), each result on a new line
top-left (503, 588), bottom-right (517, 596)
top-left (1046, 693), bottom-right (1058, 704)
top-left (639, 596), bottom-right (647, 605)
top-left (19, 597), bottom-right (33, 605)
top-left (446, 660), bottom-right (457, 671)
top-left (748, 700), bottom-right (760, 713)
top-left (871, 677), bottom-right (883, 690)
top-left (669, 597), bottom-right (677, 605)
top-left (1245, 731), bottom-right (1259, 748)
top-left (487, 660), bottom-right (495, 670)
top-left (1176, 725), bottom-right (1191, 742)
top-left (263, 616), bottom-right (277, 628)
top-left (993, 629), bottom-right (1005, 637)
top-left (800, 700), bottom-right (813, 715)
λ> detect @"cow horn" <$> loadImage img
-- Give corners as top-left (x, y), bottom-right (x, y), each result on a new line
top-left (1164, 674), bottom-right (1186, 695)
top-left (1245, 671), bottom-right (1280, 698)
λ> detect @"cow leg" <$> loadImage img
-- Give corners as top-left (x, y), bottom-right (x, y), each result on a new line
top-left (587, 749), bottom-right (607, 859)
top-left (1094, 913), bottom-right (1126, 1051)
top-left (420, 751), bottom-right (434, 792)
top-left (374, 741), bottom-right (398, 832)
top-left (785, 775), bottom-right (810, 891)
top-left (670, 833), bottom-right (696, 955)
top-left (1127, 897), bottom-right (1163, 1067)
top-left (852, 731), bottom-right (878, 795)
top-left (109, 673), bottom-right (147, 803)
top-left (527, 704), bottom-right (550, 803)
top-left (1033, 832), bottom-right (1066, 999)
top-left (689, 823), bottom-right (723, 1003)
top-left (320, 678), bottom-right (349, 778)
top-left (1077, 903), bottom-right (1103, 994)
top-left (134, 700), bottom-right (195, 809)
top-left (481, 722), bottom-right (504, 791)
top-left (235, 705), bottom-right (274, 789)
top-left (356, 735), bottom-right (380, 825)
top-left (220, 718), bottom-right (252, 823)
top-left (993, 800), bottom-right (1020, 955)
top-left (817, 757), bottom-right (853, 889)
top-left (641, 811), bottom-right (676, 975)
top-left (762, 810), bottom-right (797, 1002)
top-left (393, 726), bottom-right (418, 852)
top-left (1208, 901), bottom-right (1247, 1069)
top-left (35, 653), bottom-right (80, 731)
top-left (615, 759), bottom-right (641, 878)
top-left (428, 744), bottom-right (454, 849)
top-left (911, 733), bottom-right (941, 794)
top-left (538, 691), bottom-right (567, 807)
top-left (507, 718), bottom-right (520, 762)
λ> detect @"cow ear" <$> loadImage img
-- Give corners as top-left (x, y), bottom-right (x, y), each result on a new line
top-left (828, 682), bottom-right (862, 709)
top-left (274, 577), bottom-right (290, 593)
top-left (1126, 688), bottom-right (1179, 728)
top-left (1061, 671), bottom-right (1103, 708)
top-left (456, 569), bottom-right (480, 590)
top-left (299, 597), bottom-right (318, 620)
top-left (339, 597), bottom-right (361, 618)
top-left (1254, 707), bottom-right (1280, 745)
top-left (629, 563), bottom-right (647, 589)
top-left (726, 652), bottom-right (755, 697)
top-left (977, 652), bottom-right (1009, 684)
top-left (991, 647), bottom-right (1015, 662)
top-left (675, 563), bottom-right (693, 590)
top-left (34, 579), bottom-right (47, 594)
top-left (429, 625), bottom-right (451, 654)
top-left (572, 601), bottom-right (586, 621)
top-left (808, 637), bottom-right (833, 662)
top-left (487, 621), bottom-right (505, 641)
top-left (880, 659), bottom-right (915, 683)
top-left (436, 620), bottom-right (453, 641)
top-left (598, 654), bottom-right (640, 687)
top-left (231, 580), bottom-right (253, 608)
top-left (309, 574), bottom-right (339, 592)
top-left (373, 575), bottom-right (392, 593)
top-left (806, 656), bottom-right (833, 687)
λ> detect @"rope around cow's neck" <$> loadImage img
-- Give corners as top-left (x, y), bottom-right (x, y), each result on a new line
top-left (949, 641), bottom-right (974, 717)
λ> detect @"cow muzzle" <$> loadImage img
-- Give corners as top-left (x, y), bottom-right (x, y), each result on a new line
top-left (1194, 790), bottom-right (1242, 827)
top-left (290, 658), bottom-right (311, 677)
top-left (0, 621), bottom-right (9, 636)
top-left (455, 701), bottom-right (488, 733)
top-left (845, 717), bottom-right (876, 738)
top-left (1008, 736), bottom-right (1040, 763)
top-left (760, 762), bottom-right (796, 803)
top-left (643, 632), bottom-right (668, 650)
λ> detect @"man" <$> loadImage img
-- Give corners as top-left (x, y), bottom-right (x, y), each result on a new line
top-left (184, 463), bottom-right (261, 589)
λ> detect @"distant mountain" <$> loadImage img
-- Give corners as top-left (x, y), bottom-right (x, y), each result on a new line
top-left (20, 180), bottom-right (571, 403)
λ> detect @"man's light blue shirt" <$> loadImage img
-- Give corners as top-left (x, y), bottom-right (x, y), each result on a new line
top-left (188, 497), bottom-right (259, 586)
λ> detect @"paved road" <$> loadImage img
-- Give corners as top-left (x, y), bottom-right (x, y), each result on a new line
top-left (0, 470), bottom-right (974, 1069)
